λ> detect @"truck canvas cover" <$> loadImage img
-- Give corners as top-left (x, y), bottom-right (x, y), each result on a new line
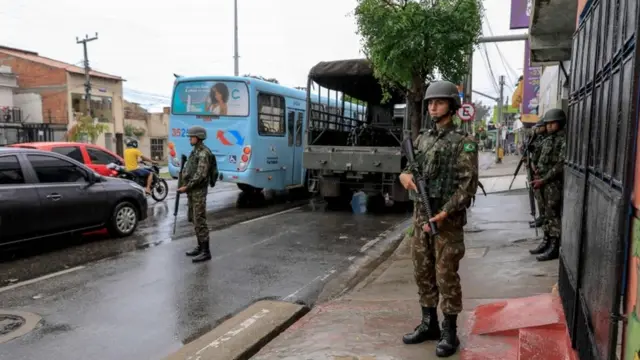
top-left (308, 59), bottom-right (404, 105)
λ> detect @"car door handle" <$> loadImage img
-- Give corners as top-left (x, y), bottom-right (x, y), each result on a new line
top-left (46, 193), bottom-right (62, 201)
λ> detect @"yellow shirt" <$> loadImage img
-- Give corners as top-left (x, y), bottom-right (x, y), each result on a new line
top-left (124, 148), bottom-right (142, 171)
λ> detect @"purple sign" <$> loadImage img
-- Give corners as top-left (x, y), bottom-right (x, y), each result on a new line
top-left (510, 0), bottom-right (531, 29)
top-left (522, 40), bottom-right (542, 122)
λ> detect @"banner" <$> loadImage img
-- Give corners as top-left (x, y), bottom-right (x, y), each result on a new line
top-left (172, 80), bottom-right (249, 117)
top-left (521, 40), bottom-right (542, 124)
top-left (510, 0), bottom-right (532, 29)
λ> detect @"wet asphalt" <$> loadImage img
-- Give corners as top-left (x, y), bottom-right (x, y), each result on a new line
top-left (0, 152), bottom-right (499, 360)
top-left (0, 186), bottom-right (409, 360)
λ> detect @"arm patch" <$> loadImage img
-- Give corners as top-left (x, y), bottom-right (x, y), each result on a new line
top-left (463, 142), bottom-right (477, 152)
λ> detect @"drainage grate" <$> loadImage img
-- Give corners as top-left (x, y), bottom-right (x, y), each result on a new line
top-left (0, 314), bottom-right (25, 336)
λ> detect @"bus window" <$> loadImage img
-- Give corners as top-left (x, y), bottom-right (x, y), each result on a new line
top-left (287, 111), bottom-right (295, 146)
top-left (258, 94), bottom-right (285, 136)
top-left (295, 112), bottom-right (303, 146)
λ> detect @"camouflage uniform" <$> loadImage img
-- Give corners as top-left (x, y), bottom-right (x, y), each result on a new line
top-left (183, 126), bottom-right (214, 263)
top-left (401, 81), bottom-right (479, 358)
top-left (529, 121), bottom-right (547, 229)
top-left (532, 109), bottom-right (566, 261)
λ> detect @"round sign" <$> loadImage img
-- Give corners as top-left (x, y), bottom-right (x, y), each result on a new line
top-left (457, 103), bottom-right (476, 121)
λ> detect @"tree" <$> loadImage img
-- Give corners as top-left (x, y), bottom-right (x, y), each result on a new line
top-left (242, 74), bottom-right (279, 84)
top-left (66, 115), bottom-right (109, 144)
top-left (355, 0), bottom-right (483, 139)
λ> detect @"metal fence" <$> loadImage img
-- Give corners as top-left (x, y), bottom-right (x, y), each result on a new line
top-left (561, 0), bottom-right (639, 359)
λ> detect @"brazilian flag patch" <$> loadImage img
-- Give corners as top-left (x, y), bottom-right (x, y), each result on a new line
top-left (463, 142), bottom-right (477, 152)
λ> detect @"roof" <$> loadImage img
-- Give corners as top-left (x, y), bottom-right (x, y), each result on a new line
top-left (0, 45), bottom-right (123, 81)
top-left (308, 59), bottom-right (405, 105)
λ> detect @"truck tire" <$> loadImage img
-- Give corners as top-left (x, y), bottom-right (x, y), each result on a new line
top-left (237, 183), bottom-right (263, 194)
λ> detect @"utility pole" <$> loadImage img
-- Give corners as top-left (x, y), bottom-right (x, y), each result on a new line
top-left (495, 75), bottom-right (505, 164)
top-left (76, 33), bottom-right (98, 117)
top-left (233, 0), bottom-right (239, 76)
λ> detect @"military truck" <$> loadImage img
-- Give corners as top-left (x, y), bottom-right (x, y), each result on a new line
top-left (302, 59), bottom-right (411, 209)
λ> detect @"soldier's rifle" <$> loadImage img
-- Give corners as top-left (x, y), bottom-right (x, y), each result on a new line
top-left (509, 134), bottom-right (539, 236)
top-left (173, 154), bottom-right (188, 235)
top-left (401, 138), bottom-right (438, 236)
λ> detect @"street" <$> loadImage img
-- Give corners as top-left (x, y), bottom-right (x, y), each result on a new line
top-left (0, 182), bottom-right (409, 360)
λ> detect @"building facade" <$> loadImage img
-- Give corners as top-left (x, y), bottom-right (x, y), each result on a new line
top-left (0, 45), bottom-right (125, 152)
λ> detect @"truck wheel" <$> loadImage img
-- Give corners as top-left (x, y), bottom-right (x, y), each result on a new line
top-left (237, 183), bottom-right (263, 194)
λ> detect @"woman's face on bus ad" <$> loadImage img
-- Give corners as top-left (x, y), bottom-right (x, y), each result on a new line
top-left (214, 89), bottom-right (223, 103)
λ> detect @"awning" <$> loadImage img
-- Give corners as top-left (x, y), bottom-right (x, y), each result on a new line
top-left (529, 0), bottom-right (577, 63)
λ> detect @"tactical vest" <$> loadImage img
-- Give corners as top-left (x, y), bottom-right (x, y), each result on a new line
top-left (412, 128), bottom-right (466, 203)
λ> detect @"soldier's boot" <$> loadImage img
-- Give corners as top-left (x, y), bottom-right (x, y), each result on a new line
top-left (185, 242), bottom-right (202, 257)
top-left (536, 237), bottom-right (559, 261)
top-left (529, 217), bottom-right (544, 228)
top-left (435, 314), bottom-right (460, 358)
top-left (402, 306), bottom-right (441, 344)
top-left (529, 232), bottom-right (551, 255)
top-left (192, 241), bottom-right (212, 263)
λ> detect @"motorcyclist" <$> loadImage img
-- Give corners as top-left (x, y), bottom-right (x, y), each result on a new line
top-left (124, 139), bottom-right (155, 195)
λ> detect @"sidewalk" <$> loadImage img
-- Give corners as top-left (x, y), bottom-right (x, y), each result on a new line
top-left (252, 191), bottom-right (570, 359)
top-left (480, 153), bottom-right (521, 178)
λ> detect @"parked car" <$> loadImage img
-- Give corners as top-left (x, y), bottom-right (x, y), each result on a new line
top-left (10, 142), bottom-right (124, 177)
top-left (0, 147), bottom-right (148, 246)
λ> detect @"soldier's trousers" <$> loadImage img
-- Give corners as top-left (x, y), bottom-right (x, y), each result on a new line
top-left (187, 187), bottom-right (209, 243)
top-left (411, 204), bottom-right (465, 315)
top-left (542, 181), bottom-right (563, 238)
top-left (534, 188), bottom-right (545, 220)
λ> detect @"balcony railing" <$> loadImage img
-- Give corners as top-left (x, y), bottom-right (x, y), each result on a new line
top-left (0, 106), bottom-right (22, 123)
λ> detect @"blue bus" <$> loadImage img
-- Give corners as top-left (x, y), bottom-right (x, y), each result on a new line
top-left (167, 75), bottom-right (366, 194)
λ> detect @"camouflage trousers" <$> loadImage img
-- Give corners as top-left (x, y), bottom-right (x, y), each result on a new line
top-left (534, 188), bottom-right (545, 219)
top-left (187, 187), bottom-right (209, 243)
top-left (542, 180), bottom-right (563, 238)
top-left (411, 203), bottom-right (465, 315)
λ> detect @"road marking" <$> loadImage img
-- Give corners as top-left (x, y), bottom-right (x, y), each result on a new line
top-left (188, 308), bottom-right (271, 360)
top-left (237, 206), bottom-right (302, 225)
top-left (0, 266), bottom-right (85, 294)
top-left (359, 237), bottom-right (382, 253)
top-left (283, 267), bottom-right (336, 301)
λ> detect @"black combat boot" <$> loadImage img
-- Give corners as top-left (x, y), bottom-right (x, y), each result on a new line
top-left (192, 242), bottom-right (212, 263)
top-left (185, 242), bottom-right (202, 257)
top-left (536, 237), bottom-right (559, 261)
top-left (529, 232), bottom-right (551, 255)
top-left (529, 217), bottom-right (544, 228)
top-left (402, 306), bottom-right (441, 344)
top-left (435, 314), bottom-right (460, 357)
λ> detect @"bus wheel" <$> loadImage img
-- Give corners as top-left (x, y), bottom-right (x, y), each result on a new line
top-left (237, 183), bottom-right (263, 195)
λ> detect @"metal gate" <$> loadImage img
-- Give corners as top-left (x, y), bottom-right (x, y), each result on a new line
top-left (561, 0), bottom-right (639, 359)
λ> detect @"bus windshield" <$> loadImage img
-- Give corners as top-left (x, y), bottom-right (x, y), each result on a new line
top-left (171, 80), bottom-right (250, 117)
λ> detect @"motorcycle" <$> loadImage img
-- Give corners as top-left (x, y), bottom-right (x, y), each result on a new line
top-left (106, 161), bottom-right (169, 202)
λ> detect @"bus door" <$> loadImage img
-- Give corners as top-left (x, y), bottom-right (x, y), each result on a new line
top-left (286, 109), bottom-right (305, 186)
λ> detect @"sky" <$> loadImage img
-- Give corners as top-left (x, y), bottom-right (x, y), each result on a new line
top-left (1, 0), bottom-right (527, 114)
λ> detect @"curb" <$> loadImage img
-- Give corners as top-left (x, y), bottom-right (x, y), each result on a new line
top-left (163, 300), bottom-right (309, 360)
top-left (315, 217), bottom-right (412, 303)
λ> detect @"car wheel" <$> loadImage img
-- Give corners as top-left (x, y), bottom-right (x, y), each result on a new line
top-left (107, 201), bottom-right (139, 237)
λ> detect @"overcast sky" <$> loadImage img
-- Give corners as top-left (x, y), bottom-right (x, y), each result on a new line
top-left (1, 0), bottom-right (526, 112)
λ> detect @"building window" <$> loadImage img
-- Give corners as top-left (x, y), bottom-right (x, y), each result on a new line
top-left (71, 94), bottom-right (113, 123)
top-left (150, 138), bottom-right (165, 161)
top-left (257, 94), bottom-right (285, 136)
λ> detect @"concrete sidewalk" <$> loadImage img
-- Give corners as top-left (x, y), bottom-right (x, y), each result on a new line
top-left (252, 191), bottom-right (559, 360)
top-left (480, 154), bottom-right (521, 178)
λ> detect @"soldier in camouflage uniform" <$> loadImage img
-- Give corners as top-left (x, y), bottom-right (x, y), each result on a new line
top-left (179, 126), bottom-right (214, 263)
top-left (527, 119), bottom-right (547, 231)
top-left (399, 81), bottom-right (479, 358)
top-left (530, 108), bottom-right (566, 262)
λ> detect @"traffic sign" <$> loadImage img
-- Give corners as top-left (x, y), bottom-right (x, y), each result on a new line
top-left (457, 103), bottom-right (476, 122)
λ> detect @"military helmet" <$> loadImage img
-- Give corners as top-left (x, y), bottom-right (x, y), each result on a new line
top-left (542, 108), bottom-right (567, 126)
top-left (187, 126), bottom-right (207, 140)
top-left (534, 118), bottom-right (546, 128)
top-left (424, 81), bottom-right (461, 110)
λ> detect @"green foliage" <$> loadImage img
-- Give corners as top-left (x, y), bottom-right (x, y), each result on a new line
top-left (242, 74), bottom-right (279, 84)
top-left (354, 0), bottom-right (483, 137)
top-left (67, 115), bottom-right (109, 144)
top-left (343, 94), bottom-right (367, 104)
top-left (124, 123), bottom-right (145, 137)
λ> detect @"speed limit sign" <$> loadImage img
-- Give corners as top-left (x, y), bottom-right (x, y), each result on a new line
top-left (457, 103), bottom-right (476, 122)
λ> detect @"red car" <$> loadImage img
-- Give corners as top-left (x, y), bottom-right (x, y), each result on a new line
top-left (10, 142), bottom-right (124, 176)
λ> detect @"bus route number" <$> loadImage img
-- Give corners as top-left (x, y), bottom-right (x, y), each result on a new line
top-left (171, 128), bottom-right (187, 137)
